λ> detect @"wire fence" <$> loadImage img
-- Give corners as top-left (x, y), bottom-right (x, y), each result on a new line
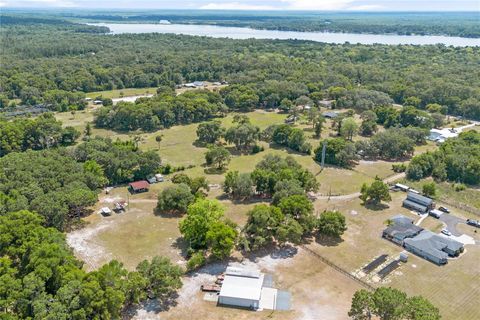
top-left (301, 245), bottom-right (374, 291)
top-left (437, 199), bottom-right (480, 217)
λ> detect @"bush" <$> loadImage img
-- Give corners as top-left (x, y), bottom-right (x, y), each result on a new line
top-left (251, 144), bottom-right (264, 154)
top-left (186, 251), bottom-right (207, 271)
top-left (453, 183), bottom-right (466, 192)
top-left (392, 163), bottom-right (407, 173)
top-left (422, 182), bottom-right (436, 197)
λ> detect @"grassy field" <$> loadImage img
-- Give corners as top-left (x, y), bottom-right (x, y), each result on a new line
top-left (86, 87), bottom-right (158, 99)
top-left (308, 192), bottom-right (480, 320)
top-left (61, 104), bottom-right (480, 319)
top-left (399, 178), bottom-right (480, 210)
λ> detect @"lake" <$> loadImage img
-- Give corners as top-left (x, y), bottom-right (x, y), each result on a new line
top-left (91, 23), bottom-right (480, 47)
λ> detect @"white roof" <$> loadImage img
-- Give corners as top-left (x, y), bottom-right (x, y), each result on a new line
top-left (219, 267), bottom-right (264, 301)
top-left (101, 207), bottom-right (111, 213)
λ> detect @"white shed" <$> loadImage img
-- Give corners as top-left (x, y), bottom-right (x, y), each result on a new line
top-left (218, 267), bottom-right (264, 309)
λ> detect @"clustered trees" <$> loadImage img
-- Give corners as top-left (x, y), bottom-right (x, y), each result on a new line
top-left (264, 124), bottom-right (312, 154)
top-left (0, 136), bottom-right (160, 230)
top-left (95, 90), bottom-right (226, 131)
top-left (196, 120), bottom-right (225, 145)
top-left (0, 113), bottom-right (79, 157)
top-left (241, 199), bottom-right (347, 251)
top-left (349, 287), bottom-right (440, 320)
top-left (179, 199), bottom-right (238, 269)
top-left (157, 173), bottom-right (210, 214)
top-left (406, 131), bottom-right (480, 185)
top-left (360, 177), bottom-right (392, 206)
top-left (314, 126), bottom-right (428, 168)
top-left (224, 116), bottom-right (260, 152)
top-left (74, 137), bottom-right (161, 185)
top-left (223, 154), bottom-right (318, 201)
top-left (0, 210), bottom-right (183, 319)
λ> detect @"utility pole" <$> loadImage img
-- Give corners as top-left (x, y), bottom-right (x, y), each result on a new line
top-left (321, 140), bottom-right (327, 169)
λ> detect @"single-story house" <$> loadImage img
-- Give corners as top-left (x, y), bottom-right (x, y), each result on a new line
top-left (428, 128), bottom-right (459, 143)
top-left (218, 267), bottom-right (264, 310)
top-left (402, 192), bottom-right (434, 213)
top-left (318, 100), bottom-right (334, 108)
top-left (404, 230), bottom-right (464, 265)
top-left (93, 100), bottom-right (103, 105)
top-left (382, 215), bottom-right (423, 245)
top-left (322, 111), bottom-right (339, 119)
top-left (128, 180), bottom-right (150, 193)
top-left (184, 83), bottom-right (196, 88)
top-left (193, 81), bottom-right (205, 87)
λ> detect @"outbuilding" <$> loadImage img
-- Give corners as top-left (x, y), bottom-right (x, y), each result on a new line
top-left (322, 111), bottom-right (339, 119)
top-left (128, 180), bottom-right (150, 193)
top-left (402, 192), bottom-right (434, 213)
top-left (218, 267), bottom-right (264, 310)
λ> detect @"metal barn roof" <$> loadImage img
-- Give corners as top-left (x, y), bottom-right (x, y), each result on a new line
top-left (403, 199), bottom-right (428, 212)
top-left (220, 267), bottom-right (264, 301)
top-left (406, 192), bottom-right (433, 206)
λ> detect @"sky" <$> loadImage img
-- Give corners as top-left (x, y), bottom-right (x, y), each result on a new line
top-left (1, 0), bottom-right (479, 11)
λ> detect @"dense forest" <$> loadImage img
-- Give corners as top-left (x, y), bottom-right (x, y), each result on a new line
top-left (0, 137), bottom-right (160, 230)
top-left (0, 210), bottom-right (183, 319)
top-left (1, 15), bottom-right (480, 121)
top-left (407, 130), bottom-right (480, 185)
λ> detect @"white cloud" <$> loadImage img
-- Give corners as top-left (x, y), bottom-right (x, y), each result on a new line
top-left (281, 0), bottom-right (355, 10)
top-left (348, 4), bottom-right (384, 10)
top-left (200, 2), bottom-right (275, 10)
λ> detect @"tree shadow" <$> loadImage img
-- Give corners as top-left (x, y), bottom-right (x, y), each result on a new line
top-left (204, 167), bottom-right (227, 175)
top-left (243, 244), bottom-right (299, 263)
top-left (315, 234), bottom-right (344, 247)
top-left (268, 144), bottom-right (311, 157)
top-left (123, 293), bottom-right (180, 319)
top-left (364, 202), bottom-right (390, 211)
top-left (153, 207), bottom-right (185, 219)
top-left (171, 237), bottom-right (190, 259)
top-left (192, 140), bottom-right (209, 148)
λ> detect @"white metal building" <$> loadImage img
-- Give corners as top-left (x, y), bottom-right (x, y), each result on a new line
top-left (218, 267), bottom-right (264, 309)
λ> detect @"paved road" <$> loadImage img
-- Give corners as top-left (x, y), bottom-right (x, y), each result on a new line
top-left (439, 214), bottom-right (466, 236)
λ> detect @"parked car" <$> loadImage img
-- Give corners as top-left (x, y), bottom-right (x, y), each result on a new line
top-left (466, 219), bottom-right (480, 228)
top-left (441, 228), bottom-right (452, 236)
top-left (438, 206), bottom-right (450, 213)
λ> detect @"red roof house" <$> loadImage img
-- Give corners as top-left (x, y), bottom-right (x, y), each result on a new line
top-left (129, 180), bottom-right (150, 193)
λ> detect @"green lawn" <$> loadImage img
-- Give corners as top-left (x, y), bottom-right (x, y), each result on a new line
top-left (399, 178), bottom-right (480, 210)
top-left (86, 87), bottom-right (158, 99)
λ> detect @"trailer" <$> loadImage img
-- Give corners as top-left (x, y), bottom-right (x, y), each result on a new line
top-left (201, 284), bottom-right (221, 292)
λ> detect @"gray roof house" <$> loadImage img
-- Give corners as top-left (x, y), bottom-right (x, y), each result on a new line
top-left (322, 111), bottom-right (339, 119)
top-left (403, 192), bottom-right (434, 213)
top-left (404, 230), bottom-right (464, 265)
top-left (382, 215), bottom-right (423, 245)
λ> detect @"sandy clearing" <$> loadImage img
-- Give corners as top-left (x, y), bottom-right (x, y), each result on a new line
top-left (66, 217), bottom-right (114, 271)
